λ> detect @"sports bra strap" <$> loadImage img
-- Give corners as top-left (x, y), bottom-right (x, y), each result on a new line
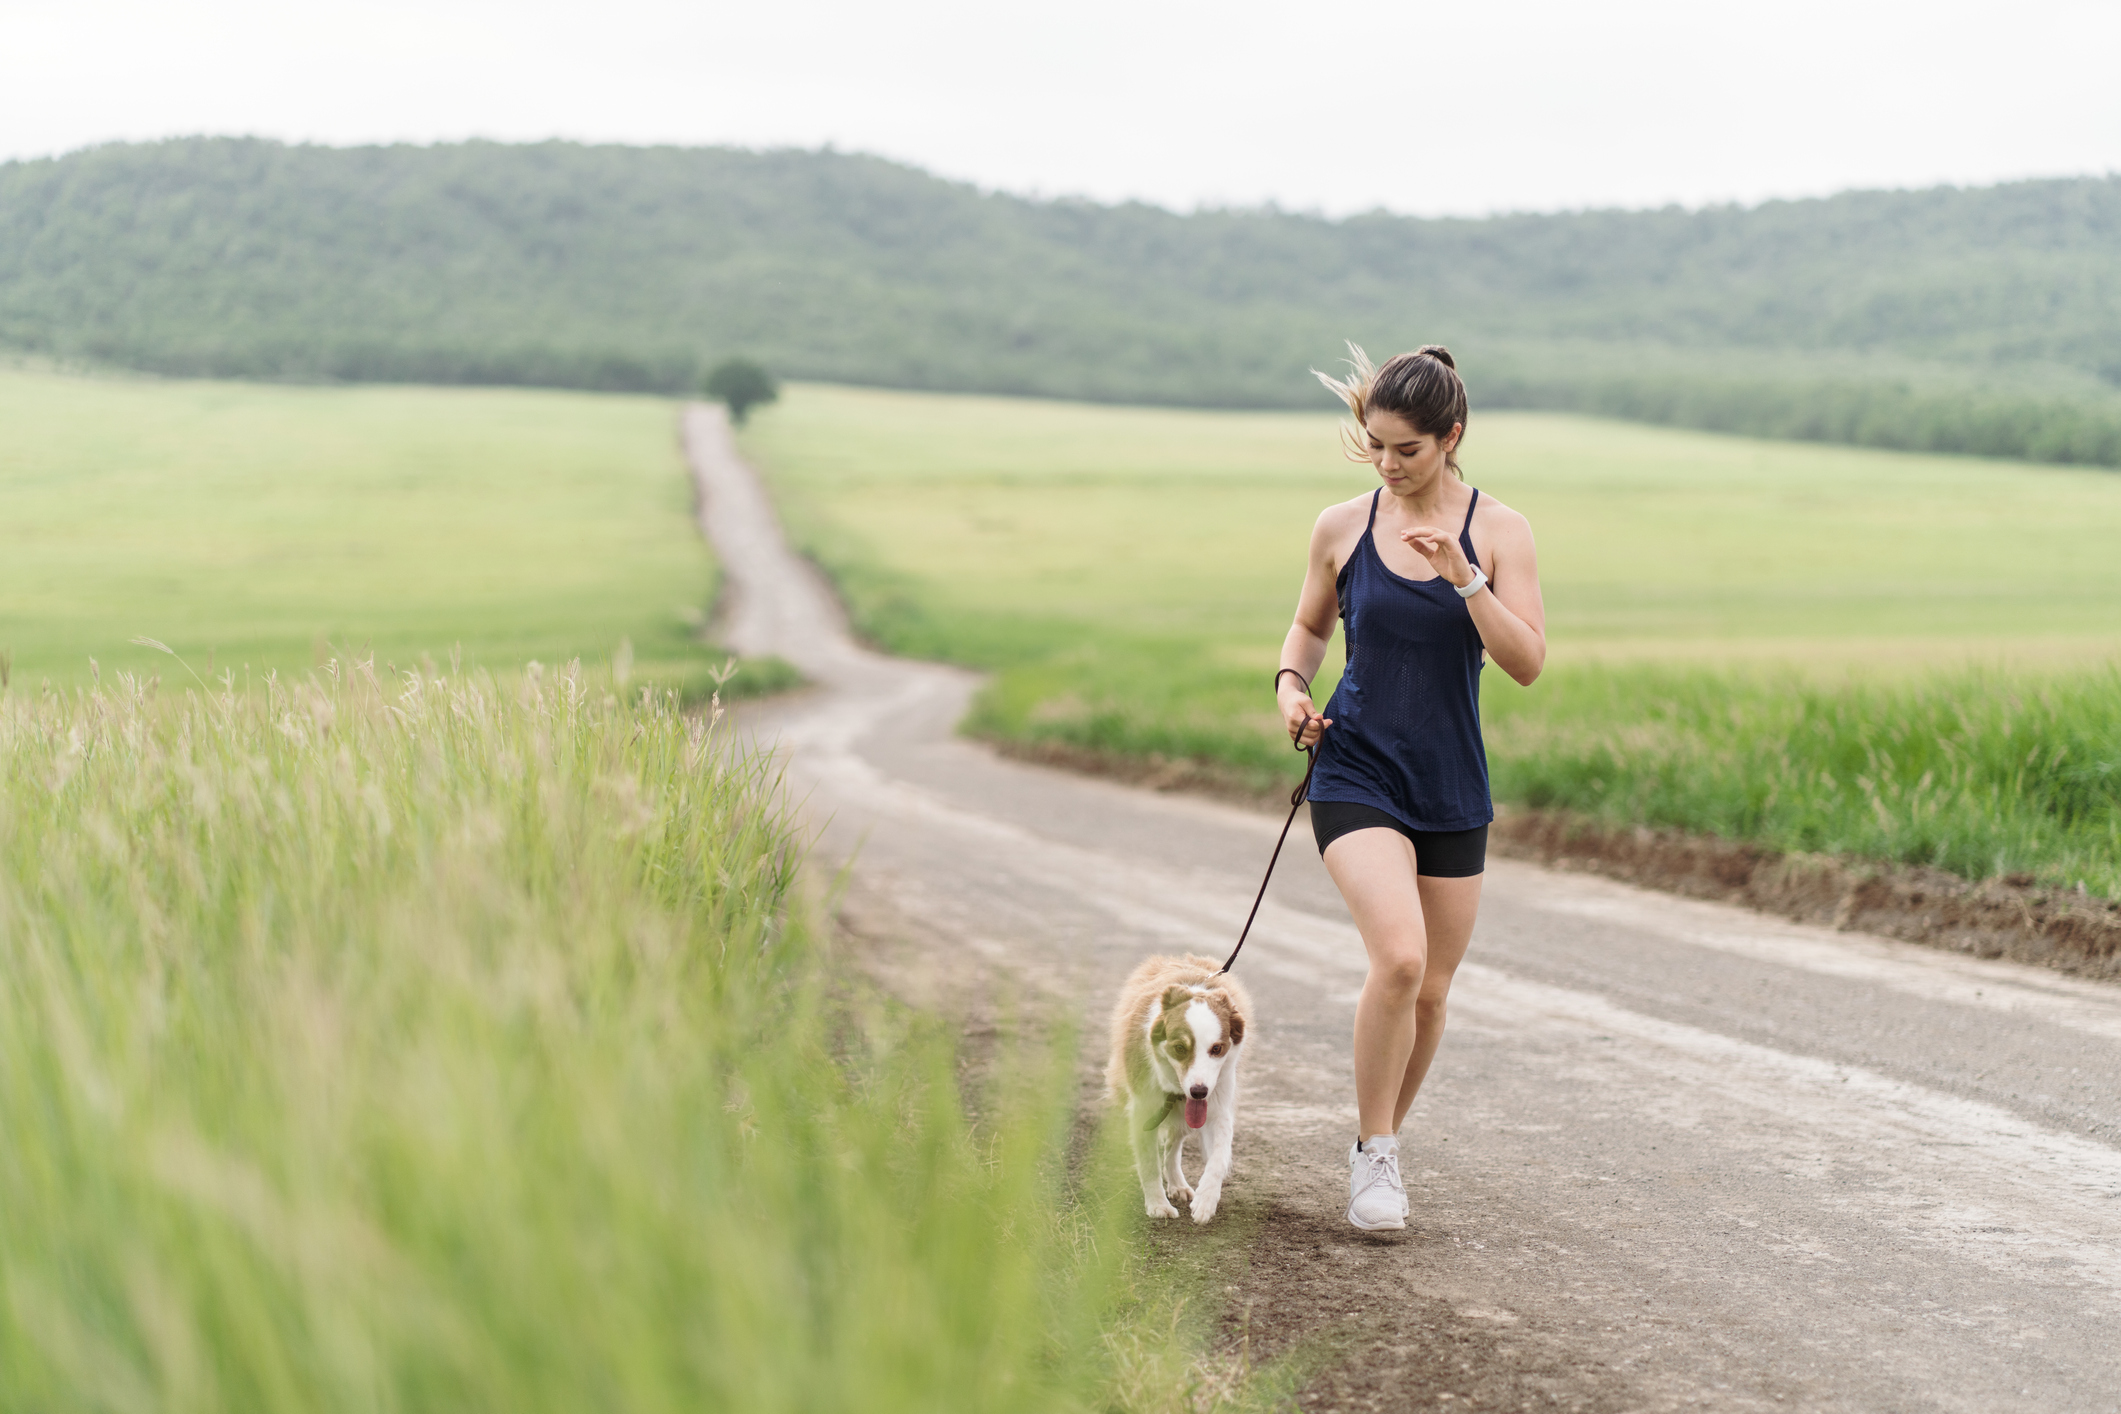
top-left (1460, 487), bottom-right (1480, 534)
top-left (1366, 488), bottom-right (1380, 534)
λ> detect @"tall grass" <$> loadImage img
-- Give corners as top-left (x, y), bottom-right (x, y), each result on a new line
top-left (974, 661), bottom-right (2121, 899)
top-left (0, 660), bottom-right (1262, 1411)
top-left (1482, 665), bottom-right (2121, 898)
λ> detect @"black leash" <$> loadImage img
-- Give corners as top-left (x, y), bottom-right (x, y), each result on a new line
top-left (1218, 669), bottom-right (1319, 975)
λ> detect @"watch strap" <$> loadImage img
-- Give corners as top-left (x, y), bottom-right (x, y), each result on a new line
top-left (1454, 566), bottom-right (1488, 599)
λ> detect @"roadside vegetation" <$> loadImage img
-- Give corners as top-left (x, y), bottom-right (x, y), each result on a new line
top-left (1484, 666), bottom-right (2121, 897)
top-left (741, 383), bottom-right (2121, 899)
top-left (0, 661), bottom-right (1297, 1410)
top-left (6, 139), bottom-right (2121, 465)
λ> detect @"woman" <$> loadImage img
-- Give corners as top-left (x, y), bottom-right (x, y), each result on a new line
top-left (1276, 345), bottom-right (1546, 1231)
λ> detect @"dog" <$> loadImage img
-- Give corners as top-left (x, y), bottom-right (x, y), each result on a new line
top-left (1105, 954), bottom-right (1252, 1223)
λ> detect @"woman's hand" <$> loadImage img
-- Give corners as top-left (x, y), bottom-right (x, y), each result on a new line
top-left (1278, 684), bottom-right (1331, 749)
top-left (1399, 525), bottom-right (1476, 588)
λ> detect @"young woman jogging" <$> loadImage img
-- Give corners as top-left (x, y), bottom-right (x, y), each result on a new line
top-left (1276, 346), bottom-right (1547, 1231)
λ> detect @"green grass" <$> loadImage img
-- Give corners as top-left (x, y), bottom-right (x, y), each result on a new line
top-left (0, 662), bottom-right (1298, 1411)
top-left (0, 367), bottom-right (739, 691)
top-left (0, 371), bottom-right (1293, 1409)
top-left (741, 383), bottom-right (2121, 894)
top-left (1485, 666), bottom-right (2121, 897)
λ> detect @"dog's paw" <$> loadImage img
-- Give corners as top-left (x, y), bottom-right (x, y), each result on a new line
top-left (1165, 1181), bottom-right (1194, 1205)
top-left (1190, 1182), bottom-right (1223, 1224)
top-left (1145, 1198), bottom-right (1182, 1219)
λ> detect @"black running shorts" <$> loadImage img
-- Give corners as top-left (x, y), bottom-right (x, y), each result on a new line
top-left (1308, 800), bottom-right (1488, 877)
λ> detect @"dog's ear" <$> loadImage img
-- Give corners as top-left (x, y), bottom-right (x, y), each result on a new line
top-left (1161, 985), bottom-right (1192, 1012)
top-left (1149, 1012), bottom-right (1166, 1045)
top-left (1227, 1009), bottom-right (1245, 1046)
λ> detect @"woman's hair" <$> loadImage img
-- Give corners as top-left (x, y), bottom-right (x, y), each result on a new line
top-left (1313, 343), bottom-right (1469, 476)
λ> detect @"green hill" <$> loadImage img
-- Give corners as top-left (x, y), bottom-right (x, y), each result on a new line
top-left (3, 137), bottom-right (2118, 464)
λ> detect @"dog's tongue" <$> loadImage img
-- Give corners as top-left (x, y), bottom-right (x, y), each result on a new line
top-left (1185, 1096), bottom-right (1208, 1129)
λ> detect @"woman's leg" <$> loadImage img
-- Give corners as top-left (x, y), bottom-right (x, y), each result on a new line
top-left (1391, 872), bottom-right (1483, 1131)
top-left (1321, 828), bottom-right (1429, 1139)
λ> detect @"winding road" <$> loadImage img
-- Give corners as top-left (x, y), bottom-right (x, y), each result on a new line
top-left (687, 405), bottom-right (2121, 1413)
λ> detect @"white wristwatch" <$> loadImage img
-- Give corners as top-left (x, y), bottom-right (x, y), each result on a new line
top-left (1453, 566), bottom-right (1487, 599)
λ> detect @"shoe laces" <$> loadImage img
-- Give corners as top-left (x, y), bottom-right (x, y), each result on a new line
top-left (1357, 1146), bottom-right (1403, 1195)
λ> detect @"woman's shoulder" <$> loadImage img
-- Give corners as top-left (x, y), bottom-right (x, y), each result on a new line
top-left (1308, 493), bottom-right (1375, 561)
top-left (1470, 488), bottom-right (1532, 534)
top-left (1313, 492), bottom-right (1375, 534)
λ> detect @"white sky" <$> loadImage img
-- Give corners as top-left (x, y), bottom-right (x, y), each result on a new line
top-left (3, 0), bottom-right (2116, 217)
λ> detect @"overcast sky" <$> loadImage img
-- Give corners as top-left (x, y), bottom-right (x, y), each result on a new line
top-left (4, 0), bottom-right (2116, 217)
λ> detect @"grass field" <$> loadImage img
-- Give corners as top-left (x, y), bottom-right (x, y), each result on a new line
top-left (741, 383), bottom-right (2121, 896)
top-left (0, 667), bottom-right (1301, 1410)
top-left (0, 367), bottom-right (776, 696)
top-left (0, 370), bottom-right (1295, 1408)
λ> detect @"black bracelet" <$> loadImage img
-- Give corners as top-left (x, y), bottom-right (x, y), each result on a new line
top-left (1273, 668), bottom-right (1310, 696)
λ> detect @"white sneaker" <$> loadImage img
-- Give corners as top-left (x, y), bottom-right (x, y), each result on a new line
top-left (1347, 1136), bottom-right (1407, 1230)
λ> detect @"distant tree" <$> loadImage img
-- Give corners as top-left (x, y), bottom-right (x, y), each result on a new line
top-left (704, 357), bottom-right (780, 425)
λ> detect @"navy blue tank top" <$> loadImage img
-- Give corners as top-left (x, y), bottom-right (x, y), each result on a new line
top-left (1307, 488), bottom-right (1492, 832)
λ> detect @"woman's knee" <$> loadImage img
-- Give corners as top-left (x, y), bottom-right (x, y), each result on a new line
top-left (1414, 990), bottom-right (1449, 1026)
top-left (1369, 949), bottom-right (1427, 998)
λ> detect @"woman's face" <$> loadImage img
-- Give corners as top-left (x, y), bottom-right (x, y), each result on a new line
top-left (1364, 410), bottom-right (1461, 493)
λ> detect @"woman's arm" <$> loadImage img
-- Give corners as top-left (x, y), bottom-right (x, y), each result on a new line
top-left (1277, 509), bottom-right (1345, 747)
top-left (1401, 505), bottom-right (1547, 686)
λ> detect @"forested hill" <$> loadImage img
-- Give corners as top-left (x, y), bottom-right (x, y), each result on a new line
top-left (4, 138), bottom-right (2119, 464)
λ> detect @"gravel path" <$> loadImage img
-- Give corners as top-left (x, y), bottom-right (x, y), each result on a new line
top-left (687, 404), bottom-right (2121, 1413)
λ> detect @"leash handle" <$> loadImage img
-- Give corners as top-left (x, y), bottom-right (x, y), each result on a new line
top-left (1220, 671), bottom-right (1322, 974)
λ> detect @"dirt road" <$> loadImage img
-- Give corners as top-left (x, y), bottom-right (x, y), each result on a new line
top-left (687, 405), bottom-right (2121, 1412)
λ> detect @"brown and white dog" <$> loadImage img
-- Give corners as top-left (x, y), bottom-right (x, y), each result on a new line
top-left (1105, 954), bottom-right (1252, 1223)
